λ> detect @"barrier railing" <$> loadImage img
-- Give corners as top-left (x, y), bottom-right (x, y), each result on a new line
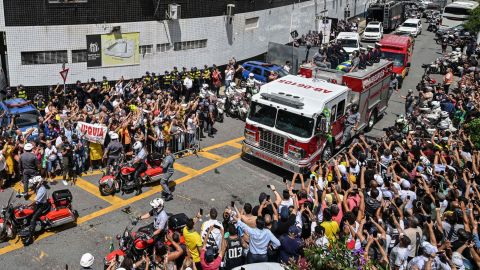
top-left (146, 127), bottom-right (201, 157)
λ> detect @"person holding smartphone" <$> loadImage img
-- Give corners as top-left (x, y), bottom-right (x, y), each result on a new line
top-left (201, 208), bottom-right (224, 252)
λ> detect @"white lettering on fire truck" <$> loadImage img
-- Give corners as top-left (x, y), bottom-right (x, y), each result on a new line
top-left (362, 69), bottom-right (386, 89)
top-left (278, 79), bottom-right (333, 94)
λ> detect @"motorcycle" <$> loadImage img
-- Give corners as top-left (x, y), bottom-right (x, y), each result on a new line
top-left (104, 213), bottom-right (188, 268)
top-left (98, 154), bottom-right (164, 196)
top-left (0, 190), bottom-right (78, 245)
top-left (225, 85), bottom-right (249, 121)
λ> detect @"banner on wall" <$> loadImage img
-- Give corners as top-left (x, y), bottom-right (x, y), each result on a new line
top-left (76, 122), bottom-right (109, 144)
top-left (86, 32), bottom-right (140, 68)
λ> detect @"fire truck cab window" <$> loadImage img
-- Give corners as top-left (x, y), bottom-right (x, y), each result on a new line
top-left (330, 105), bottom-right (337, 122)
top-left (336, 100), bottom-right (346, 119)
top-left (248, 102), bottom-right (276, 127)
top-left (276, 110), bottom-right (314, 138)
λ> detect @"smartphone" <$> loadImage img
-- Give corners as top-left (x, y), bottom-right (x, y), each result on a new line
top-left (230, 201), bottom-right (235, 208)
top-left (372, 231), bottom-right (378, 238)
top-left (199, 208), bottom-right (204, 215)
top-left (213, 224), bottom-right (221, 229)
top-left (407, 195), bottom-right (411, 200)
top-left (266, 195), bottom-right (271, 201)
top-left (267, 184), bottom-right (271, 188)
top-left (283, 178), bottom-right (287, 183)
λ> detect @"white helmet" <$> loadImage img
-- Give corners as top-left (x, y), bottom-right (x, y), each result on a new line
top-left (24, 143), bottom-right (33, 151)
top-left (110, 133), bottom-right (119, 140)
top-left (431, 101), bottom-right (440, 109)
top-left (456, 48), bottom-right (461, 52)
top-left (150, 198), bottom-right (164, 209)
top-left (80, 253), bottom-right (95, 268)
top-left (440, 111), bottom-right (449, 118)
top-left (249, 73), bottom-right (254, 77)
top-left (28, 176), bottom-right (44, 185)
top-left (230, 82), bottom-right (236, 88)
top-left (438, 120), bottom-right (449, 130)
top-left (202, 83), bottom-right (209, 90)
top-left (133, 141), bottom-right (143, 151)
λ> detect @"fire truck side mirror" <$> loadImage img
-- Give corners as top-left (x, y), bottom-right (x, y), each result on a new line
top-left (406, 62), bottom-right (411, 67)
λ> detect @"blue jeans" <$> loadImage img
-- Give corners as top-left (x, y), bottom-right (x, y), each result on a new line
top-left (247, 252), bottom-right (268, 264)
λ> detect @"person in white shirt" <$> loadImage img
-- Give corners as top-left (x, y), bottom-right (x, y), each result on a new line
top-left (283, 61), bottom-right (291, 73)
top-left (225, 66), bottom-right (234, 88)
top-left (389, 234), bottom-right (411, 270)
top-left (183, 75), bottom-right (193, 102)
top-left (201, 208), bottom-right (224, 249)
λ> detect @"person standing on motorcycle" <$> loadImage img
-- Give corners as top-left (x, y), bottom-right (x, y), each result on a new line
top-left (132, 141), bottom-right (147, 196)
top-left (25, 176), bottom-right (48, 245)
top-left (160, 147), bottom-right (175, 201)
top-left (19, 143), bottom-right (40, 199)
top-left (135, 198), bottom-right (168, 238)
top-left (103, 133), bottom-right (124, 174)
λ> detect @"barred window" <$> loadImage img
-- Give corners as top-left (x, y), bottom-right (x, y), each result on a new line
top-left (72, 49), bottom-right (87, 63)
top-left (21, 51), bottom-right (68, 65)
top-left (173, 39), bottom-right (207, 51)
top-left (245, 17), bottom-right (259, 30)
top-left (139, 44), bottom-right (153, 55)
top-left (156, 43), bottom-right (171, 52)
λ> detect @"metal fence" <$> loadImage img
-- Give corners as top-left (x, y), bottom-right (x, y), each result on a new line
top-left (147, 127), bottom-right (201, 157)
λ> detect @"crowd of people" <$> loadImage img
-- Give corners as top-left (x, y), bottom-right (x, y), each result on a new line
top-left (0, 61), bottom-right (247, 192)
top-left (79, 31), bottom-right (480, 270)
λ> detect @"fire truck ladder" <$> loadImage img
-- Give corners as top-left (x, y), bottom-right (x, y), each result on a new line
top-left (383, 2), bottom-right (391, 30)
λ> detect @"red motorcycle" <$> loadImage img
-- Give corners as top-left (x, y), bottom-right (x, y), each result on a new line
top-left (98, 154), bottom-right (164, 196)
top-left (104, 213), bottom-right (188, 268)
top-left (0, 190), bottom-right (78, 245)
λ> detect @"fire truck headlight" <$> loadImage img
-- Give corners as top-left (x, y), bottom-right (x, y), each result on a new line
top-left (288, 145), bottom-right (306, 159)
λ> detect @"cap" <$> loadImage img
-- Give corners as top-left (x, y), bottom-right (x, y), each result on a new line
top-left (421, 241), bottom-right (438, 255)
top-left (288, 225), bottom-right (301, 237)
top-left (408, 89), bottom-right (413, 93)
top-left (360, 47), bottom-right (367, 51)
top-left (374, 174), bottom-right (384, 186)
top-left (367, 45), bottom-right (374, 49)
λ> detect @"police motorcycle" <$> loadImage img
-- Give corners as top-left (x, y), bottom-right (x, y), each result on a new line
top-left (225, 82), bottom-right (249, 121)
top-left (245, 73), bottom-right (262, 101)
top-left (0, 177), bottom-right (78, 245)
top-left (98, 143), bottom-right (164, 196)
top-left (199, 84), bottom-right (225, 123)
top-left (104, 199), bottom-right (188, 268)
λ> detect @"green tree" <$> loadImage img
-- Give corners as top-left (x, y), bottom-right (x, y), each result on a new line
top-left (465, 5), bottom-right (480, 32)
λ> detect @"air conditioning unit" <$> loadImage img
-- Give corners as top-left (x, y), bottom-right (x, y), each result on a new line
top-left (227, 4), bottom-right (235, 17)
top-left (167, 4), bottom-right (181, 20)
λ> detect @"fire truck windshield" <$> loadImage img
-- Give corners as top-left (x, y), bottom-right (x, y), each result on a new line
top-left (381, 51), bottom-right (404, 67)
top-left (275, 110), bottom-right (314, 138)
top-left (248, 102), bottom-right (277, 127)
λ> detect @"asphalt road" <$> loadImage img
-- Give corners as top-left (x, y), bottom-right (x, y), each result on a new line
top-left (0, 23), bottom-right (443, 269)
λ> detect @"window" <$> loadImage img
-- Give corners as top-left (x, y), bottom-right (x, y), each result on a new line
top-left (156, 43), bottom-right (171, 53)
top-left (245, 17), bottom-right (259, 30)
top-left (336, 100), bottom-right (346, 120)
top-left (251, 68), bottom-right (262, 76)
top-left (139, 45), bottom-right (153, 55)
top-left (330, 105), bottom-right (337, 123)
top-left (21, 51), bottom-right (68, 65)
top-left (72, 49), bottom-right (87, 63)
top-left (173, 39), bottom-right (207, 51)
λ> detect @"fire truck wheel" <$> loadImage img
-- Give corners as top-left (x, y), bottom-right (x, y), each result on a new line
top-left (365, 110), bottom-right (378, 132)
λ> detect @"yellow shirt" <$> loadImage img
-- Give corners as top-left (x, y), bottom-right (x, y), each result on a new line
top-left (183, 227), bottom-right (203, 263)
top-left (321, 220), bottom-right (339, 242)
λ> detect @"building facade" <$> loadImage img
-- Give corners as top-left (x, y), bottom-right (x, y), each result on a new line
top-left (0, 0), bottom-right (368, 88)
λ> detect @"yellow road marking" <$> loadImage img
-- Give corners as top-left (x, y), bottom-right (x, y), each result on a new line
top-left (201, 137), bottom-right (244, 152)
top-left (173, 163), bottom-right (198, 175)
top-left (198, 152), bottom-right (224, 162)
top-left (75, 177), bottom-right (124, 205)
top-left (0, 152), bottom-right (242, 256)
top-left (228, 142), bottom-right (243, 149)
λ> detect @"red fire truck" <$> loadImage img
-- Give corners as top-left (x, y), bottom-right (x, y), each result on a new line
top-left (242, 60), bottom-right (393, 173)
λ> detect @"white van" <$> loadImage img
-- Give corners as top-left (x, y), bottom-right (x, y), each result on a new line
top-left (336, 32), bottom-right (360, 54)
top-left (397, 18), bottom-right (422, 37)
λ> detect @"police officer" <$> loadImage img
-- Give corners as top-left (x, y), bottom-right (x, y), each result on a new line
top-left (172, 66), bottom-right (179, 78)
top-left (359, 47), bottom-right (367, 69)
top-left (203, 64), bottom-right (211, 86)
top-left (163, 71), bottom-right (172, 89)
top-left (132, 141), bottom-right (147, 196)
top-left (341, 104), bottom-right (360, 145)
top-left (17, 85), bottom-right (27, 99)
top-left (366, 46), bottom-right (374, 65)
top-left (103, 133), bottom-right (124, 174)
top-left (102, 76), bottom-right (109, 91)
top-left (144, 71), bottom-right (152, 84)
top-left (152, 72), bottom-right (159, 85)
top-left (160, 147), bottom-right (175, 201)
top-left (25, 176), bottom-right (48, 245)
top-left (135, 198), bottom-right (168, 238)
top-left (19, 143), bottom-right (40, 199)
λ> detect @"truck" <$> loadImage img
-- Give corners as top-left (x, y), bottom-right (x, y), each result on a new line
top-left (379, 34), bottom-right (413, 88)
top-left (242, 60), bottom-right (393, 173)
top-left (367, 1), bottom-right (405, 31)
top-left (0, 98), bottom-right (40, 138)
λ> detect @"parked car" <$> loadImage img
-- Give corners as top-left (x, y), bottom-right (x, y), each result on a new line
top-left (242, 61), bottom-right (288, 83)
top-left (0, 98), bottom-right (40, 138)
top-left (396, 18), bottom-right (422, 37)
top-left (336, 32), bottom-right (361, 54)
top-left (362, 21), bottom-right (383, 42)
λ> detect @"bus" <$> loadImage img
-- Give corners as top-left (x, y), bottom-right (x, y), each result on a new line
top-left (441, 1), bottom-right (479, 28)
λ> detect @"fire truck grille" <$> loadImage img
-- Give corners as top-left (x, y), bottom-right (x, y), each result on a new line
top-left (259, 131), bottom-right (285, 157)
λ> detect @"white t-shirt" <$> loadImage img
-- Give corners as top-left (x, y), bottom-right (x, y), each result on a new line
top-left (45, 146), bottom-right (58, 161)
top-left (201, 219), bottom-right (223, 248)
top-left (390, 245), bottom-right (410, 270)
top-left (0, 151), bottom-right (6, 171)
top-left (225, 69), bottom-right (234, 81)
top-left (187, 118), bottom-right (196, 134)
